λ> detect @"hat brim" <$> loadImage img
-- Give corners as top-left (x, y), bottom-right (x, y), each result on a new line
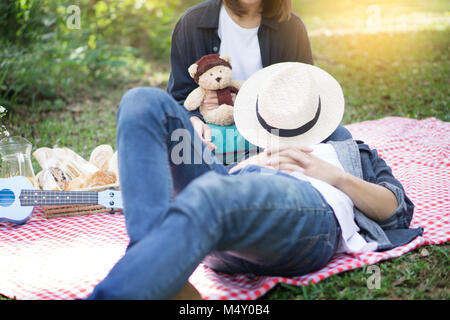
top-left (234, 62), bottom-right (345, 148)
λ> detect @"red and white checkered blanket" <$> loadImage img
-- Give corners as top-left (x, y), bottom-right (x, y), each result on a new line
top-left (0, 117), bottom-right (448, 300)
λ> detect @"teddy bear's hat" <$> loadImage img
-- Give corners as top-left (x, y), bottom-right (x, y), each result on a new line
top-left (193, 54), bottom-right (232, 84)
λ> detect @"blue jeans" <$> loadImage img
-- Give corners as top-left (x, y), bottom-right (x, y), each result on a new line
top-left (88, 87), bottom-right (347, 299)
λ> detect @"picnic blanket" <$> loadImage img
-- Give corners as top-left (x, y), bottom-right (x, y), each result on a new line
top-left (0, 117), bottom-right (448, 300)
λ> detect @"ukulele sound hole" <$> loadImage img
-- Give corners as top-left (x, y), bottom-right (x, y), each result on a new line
top-left (0, 189), bottom-right (15, 207)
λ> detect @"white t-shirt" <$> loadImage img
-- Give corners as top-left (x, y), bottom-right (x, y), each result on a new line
top-left (290, 144), bottom-right (378, 253)
top-left (217, 5), bottom-right (263, 81)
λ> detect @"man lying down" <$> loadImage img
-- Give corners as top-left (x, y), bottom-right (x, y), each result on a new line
top-left (88, 62), bottom-right (423, 300)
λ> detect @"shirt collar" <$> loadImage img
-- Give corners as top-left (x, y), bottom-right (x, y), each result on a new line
top-left (197, 0), bottom-right (279, 30)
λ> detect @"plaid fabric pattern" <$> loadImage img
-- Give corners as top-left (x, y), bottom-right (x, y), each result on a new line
top-left (0, 117), bottom-right (448, 300)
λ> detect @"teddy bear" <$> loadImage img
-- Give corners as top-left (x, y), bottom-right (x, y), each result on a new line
top-left (184, 54), bottom-right (244, 126)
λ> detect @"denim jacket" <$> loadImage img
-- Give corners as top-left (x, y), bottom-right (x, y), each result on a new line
top-left (328, 139), bottom-right (423, 251)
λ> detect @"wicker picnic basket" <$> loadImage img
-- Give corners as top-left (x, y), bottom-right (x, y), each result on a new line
top-left (32, 145), bottom-right (122, 219)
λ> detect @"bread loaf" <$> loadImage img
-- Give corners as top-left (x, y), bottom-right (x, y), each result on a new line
top-left (107, 151), bottom-right (119, 183)
top-left (37, 167), bottom-right (70, 190)
top-left (90, 145), bottom-right (114, 171)
top-left (90, 171), bottom-right (116, 187)
top-left (65, 172), bottom-right (92, 190)
top-left (33, 147), bottom-right (60, 170)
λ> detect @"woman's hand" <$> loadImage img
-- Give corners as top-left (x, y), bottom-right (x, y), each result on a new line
top-left (190, 116), bottom-right (217, 151)
top-left (265, 146), bottom-right (345, 187)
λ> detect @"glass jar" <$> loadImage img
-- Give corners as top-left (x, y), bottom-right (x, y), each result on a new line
top-left (0, 136), bottom-right (36, 187)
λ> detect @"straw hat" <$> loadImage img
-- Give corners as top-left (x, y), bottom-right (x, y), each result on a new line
top-left (233, 62), bottom-right (344, 148)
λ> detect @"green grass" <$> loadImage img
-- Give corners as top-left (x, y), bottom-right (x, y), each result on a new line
top-left (311, 30), bottom-right (450, 124)
top-left (1, 0), bottom-right (449, 300)
top-left (296, 0), bottom-right (450, 33)
top-left (262, 244), bottom-right (449, 300)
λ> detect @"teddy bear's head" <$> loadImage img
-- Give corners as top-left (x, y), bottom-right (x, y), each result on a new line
top-left (188, 54), bottom-right (233, 91)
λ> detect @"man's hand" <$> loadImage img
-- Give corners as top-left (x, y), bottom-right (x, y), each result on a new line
top-left (266, 146), bottom-right (345, 187)
top-left (229, 146), bottom-right (314, 175)
top-left (266, 146), bottom-right (398, 221)
top-left (190, 116), bottom-right (217, 151)
top-left (228, 150), bottom-right (271, 174)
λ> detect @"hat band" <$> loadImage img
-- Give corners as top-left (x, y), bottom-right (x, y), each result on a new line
top-left (256, 96), bottom-right (321, 137)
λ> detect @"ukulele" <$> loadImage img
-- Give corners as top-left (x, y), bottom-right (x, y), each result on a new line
top-left (0, 176), bottom-right (123, 224)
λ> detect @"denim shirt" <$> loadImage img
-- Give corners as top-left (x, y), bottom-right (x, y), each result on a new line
top-left (167, 0), bottom-right (314, 121)
top-left (328, 139), bottom-right (423, 251)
